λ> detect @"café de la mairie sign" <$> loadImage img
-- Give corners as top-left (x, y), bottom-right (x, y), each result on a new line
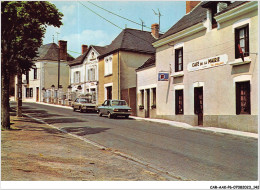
top-left (187, 54), bottom-right (228, 72)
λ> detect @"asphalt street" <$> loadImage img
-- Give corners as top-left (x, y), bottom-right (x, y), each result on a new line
top-left (13, 102), bottom-right (258, 181)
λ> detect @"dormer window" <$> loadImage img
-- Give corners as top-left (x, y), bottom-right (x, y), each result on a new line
top-left (210, 5), bottom-right (218, 29)
top-left (202, 1), bottom-right (231, 30)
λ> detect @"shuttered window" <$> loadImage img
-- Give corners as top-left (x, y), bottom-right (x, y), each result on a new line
top-left (236, 81), bottom-right (250, 114)
top-left (175, 90), bottom-right (183, 114)
top-left (175, 48), bottom-right (183, 72)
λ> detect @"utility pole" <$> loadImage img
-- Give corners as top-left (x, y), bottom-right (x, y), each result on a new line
top-left (152, 8), bottom-right (163, 31)
top-left (56, 32), bottom-right (60, 89)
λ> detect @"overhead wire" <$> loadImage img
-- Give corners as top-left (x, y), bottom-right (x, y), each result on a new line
top-left (78, 1), bottom-right (123, 30)
top-left (87, 1), bottom-right (153, 31)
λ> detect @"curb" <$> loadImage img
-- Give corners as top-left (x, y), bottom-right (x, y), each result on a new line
top-left (35, 102), bottom-right (258, 139)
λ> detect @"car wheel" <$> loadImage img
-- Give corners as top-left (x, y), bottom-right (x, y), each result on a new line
top-left (80, 107), bottom-right (84, 113)
top-left (108, 112), bottom-right (113, 119)
top-left (125, 115), bottom-right (129, 119)
top-left (98, 111), bottom-right (102, 117)
top-left (73, 107), bottom-right (76, 112)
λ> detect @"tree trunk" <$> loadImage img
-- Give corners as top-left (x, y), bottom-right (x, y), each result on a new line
top-left (17, 67), bottom-right (22, 117)
top-left (1, 62), bottom-right (10, 130)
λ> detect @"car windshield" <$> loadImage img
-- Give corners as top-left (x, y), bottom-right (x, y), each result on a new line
top-left (79, 98), bottom-right (90, 103)
top-left (111, 100), bottom-right (127, 106)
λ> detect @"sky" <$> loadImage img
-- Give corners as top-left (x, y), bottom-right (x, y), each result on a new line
top-left (43, 1), bottom-right (186, 58)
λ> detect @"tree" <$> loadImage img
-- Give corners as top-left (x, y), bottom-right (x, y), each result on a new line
top-left (1, 1), bottom-right (63, 129)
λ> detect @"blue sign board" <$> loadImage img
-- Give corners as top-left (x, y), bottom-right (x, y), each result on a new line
top-left (158, 72), bottom-right (169, 81)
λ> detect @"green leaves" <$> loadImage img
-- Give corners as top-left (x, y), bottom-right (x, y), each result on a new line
top-left (1, 1), bottom-right (63, 73)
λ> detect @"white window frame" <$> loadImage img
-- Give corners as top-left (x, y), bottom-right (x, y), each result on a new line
top-left (74, 71), bottom-right (80, 83)
top-left (104, 55), bottom-right (113, 76)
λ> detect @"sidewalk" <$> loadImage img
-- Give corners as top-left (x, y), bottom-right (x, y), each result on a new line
top-left (1, 114), bottom-right (167, 181)
top-left (36, 102), bottom-right (258, 139)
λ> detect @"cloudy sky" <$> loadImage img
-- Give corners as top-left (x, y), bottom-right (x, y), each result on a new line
top-left (43, 1), bottom-right (186, 58)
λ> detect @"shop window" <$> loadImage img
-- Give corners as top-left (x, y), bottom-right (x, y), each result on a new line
top-left (175, 47), bottom-right (183, 72)
top-left (235, 25), bottom-right (249, 59)
top-left (236, 81), bottom-right (250, 115)
top-left (33, 68), bottom-right (37, 79)
top-left (26, 88), bottom-right (33, 98)
top-left (175, 89), bottom-right (183, 114)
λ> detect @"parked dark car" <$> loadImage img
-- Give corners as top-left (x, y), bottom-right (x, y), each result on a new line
top-left (98, 100), bottom-right (132, 119)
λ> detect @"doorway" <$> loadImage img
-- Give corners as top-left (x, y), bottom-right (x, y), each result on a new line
top-left (106, 86), bottom-right (112, 100)
top-left (36, 87), bottom-right (39, 102)
top-left (145, 89), bottom-right (150, 118)
top-left (194, 87), bottom-right (203, 126)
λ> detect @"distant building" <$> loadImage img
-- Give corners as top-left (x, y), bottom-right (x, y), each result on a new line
top-left (68, 45), bottom-right (107, 102)
top-left (97, 24), bottom-right (159, 116)
top-left (153, 1), bottom-right (258, 132)
top-left (15, 40), bottom-right (74, 102)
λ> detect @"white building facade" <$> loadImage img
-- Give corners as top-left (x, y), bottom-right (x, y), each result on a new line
top-left (69, 45), bottom-right (105, 103)
top-left (153, 1), bottom-right (258, 132)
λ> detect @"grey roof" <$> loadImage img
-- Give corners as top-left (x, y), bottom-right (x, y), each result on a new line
top-left (136, 55), bottom-right (155, 71)
top-left (98, 28), bottom-right (156, 59)
top-left (36, 43), bottom-right (74, 61)
top-left (159, 1), bottom-right (249, 40)
top-left (68, 45), bottom-right (107, 66)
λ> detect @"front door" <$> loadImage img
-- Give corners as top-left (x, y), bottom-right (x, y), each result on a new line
top-left (194, 87), bottom-right (203, 126)
top-left (106, 86), bottom-right (112, 100)
top-left (145, 89), bottom-right (150, 118)
top-left (36, 87), bottom-right (39, 102)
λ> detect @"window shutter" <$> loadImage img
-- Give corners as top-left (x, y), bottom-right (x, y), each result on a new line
top-left (246, 82), bottom-right (251, 114)
top-left (245, 25), bottom-right (249, 56)
top-left (175, 90), bottom-right (178, 114)
top-left (235, 28), bottom-right (239, 59)
top-left (235, 82), bottom-right (240, 115)
top-left (93, 68), bottom-right (96, 81)
top-left (194, 88), bottom-right (198, 114)
top-left (175, 49), bottom-right (178, 72)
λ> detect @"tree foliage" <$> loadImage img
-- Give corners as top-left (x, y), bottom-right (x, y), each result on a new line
top-left (1, 1), bottom-right (63, 129)
top-left (2, 1), bottom-right (63, 72)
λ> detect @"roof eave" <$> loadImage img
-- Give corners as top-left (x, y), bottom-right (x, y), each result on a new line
top-left (98, 48), bottom-right (155, 59)
top-left (215, 1), bottom-right (258, 24)
top-left (136, 64), bottom-right (156, 72)
top-left (153, 22), bottom-right (206, 48)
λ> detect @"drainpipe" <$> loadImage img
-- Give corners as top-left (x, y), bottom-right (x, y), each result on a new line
top-left (118, 51), bottom-right (120, 100)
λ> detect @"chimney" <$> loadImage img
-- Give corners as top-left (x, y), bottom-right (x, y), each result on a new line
top-left (82, 45), bottom-right (88, 55)
top-left (186, 1), bottom-right (200, 14)
top-left (58, 40), bottom-right (67, 61)
top-left (151, 23), bottom-right (159, 39)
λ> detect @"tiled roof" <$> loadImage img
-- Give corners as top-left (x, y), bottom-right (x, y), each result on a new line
top-left (159, 1), bottom-right (249, 40)
top-left (36, 43), bottom-right (74, 61)
top-left (136, 55), bottom-right (155, 71)
top-left (68, 45), bottom-right (107, 66)
top-left (98, 28), bottom-right (156, 59)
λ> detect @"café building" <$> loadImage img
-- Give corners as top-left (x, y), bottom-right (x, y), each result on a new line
top-left (153, 1), bottom-right (258, 132)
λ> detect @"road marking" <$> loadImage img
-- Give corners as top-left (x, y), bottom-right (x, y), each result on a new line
top-left (24, 113), bottom-right (192, 181)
